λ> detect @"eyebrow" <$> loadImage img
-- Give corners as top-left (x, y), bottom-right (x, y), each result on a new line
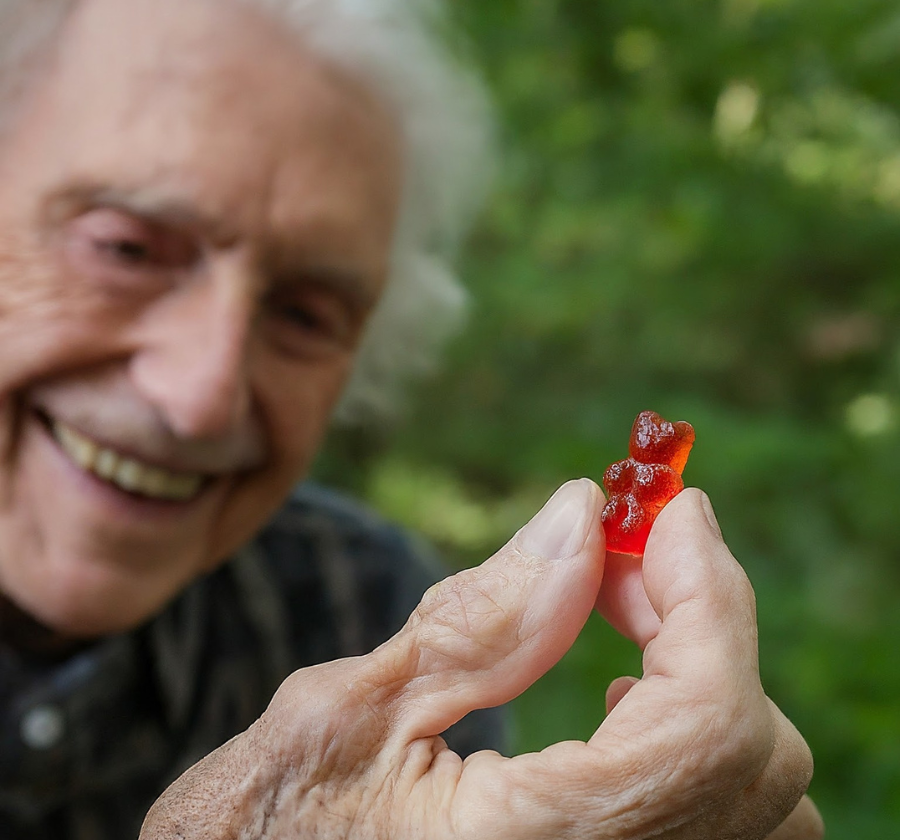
top-left (270, 262), bottom-right (382, 313)
top-left (43, 183), bottom-right (235, 242)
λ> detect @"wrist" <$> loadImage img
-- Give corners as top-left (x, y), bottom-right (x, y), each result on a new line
top-left (140, 724), bottom-right (280, 839)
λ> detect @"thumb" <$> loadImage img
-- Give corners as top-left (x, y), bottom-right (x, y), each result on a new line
top-left (386, 479), bottom-right (606, 743)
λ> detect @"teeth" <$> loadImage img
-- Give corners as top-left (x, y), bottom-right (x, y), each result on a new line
top-left (94, 448), bottom-right (119, 481)
top-left (51, 419), bottom-right (205, 502)
top-left (55, 421), bottom-right (99, 470)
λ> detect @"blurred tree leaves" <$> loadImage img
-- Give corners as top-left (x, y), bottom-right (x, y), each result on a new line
top-left (315, 0), bottom-right (900, 834)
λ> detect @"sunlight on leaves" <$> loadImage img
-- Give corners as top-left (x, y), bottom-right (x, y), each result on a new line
top-left (613, 28), bottom-right (660, 73)
top-left (845, 393), bottom-right (896, 438)
top-left (714, 81), bottom-right (761, 145)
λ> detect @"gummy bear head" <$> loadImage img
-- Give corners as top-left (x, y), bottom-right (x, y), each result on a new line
top-left (628, 410), bottom-right (695, 474)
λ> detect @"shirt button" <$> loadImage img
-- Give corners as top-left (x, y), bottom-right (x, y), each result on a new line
top-left (20, 704), bottom-right (66, 750)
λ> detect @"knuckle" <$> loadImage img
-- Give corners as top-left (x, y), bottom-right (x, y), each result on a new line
top-left (678, 689), bottom-right (775, 793)
top-left (743, 715), bottom-right (818, 839)
top-left (776, 715), bottom-right (815, 797)
top-left (730, 560), bottom-right (756, 602)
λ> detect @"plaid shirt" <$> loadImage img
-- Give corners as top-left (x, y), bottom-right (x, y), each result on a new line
top-left (0, 484), bottom-right (507, 839)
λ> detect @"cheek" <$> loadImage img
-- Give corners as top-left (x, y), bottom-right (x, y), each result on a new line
top-left (206, 360), bottom-right (352, 564)
top-left (264, 353), bottom-right (355, 462)
top-left (0, 242), bottom-right (133, 396)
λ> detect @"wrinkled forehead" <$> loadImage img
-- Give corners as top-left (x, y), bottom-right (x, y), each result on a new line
top-left (51, 0), bottom-right (374, 114)
top-left (4, 0), bottom-right (403, 255)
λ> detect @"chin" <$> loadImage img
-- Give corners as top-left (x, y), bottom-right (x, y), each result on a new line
top-left (1, 545), bottom-right (200, 639)
top-left (10, 585), bottom-right (152, 639)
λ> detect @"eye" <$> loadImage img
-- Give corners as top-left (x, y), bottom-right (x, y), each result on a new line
top-left (266, 284), bottom-right (360, 358)
top-left (97, 237), bottom-right (152, 265)
top-left (63, 207), bottom-right (199, 285)
top-left (281, 303), bottom-right (330, 333)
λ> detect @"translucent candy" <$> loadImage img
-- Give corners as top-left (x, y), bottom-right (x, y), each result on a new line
top-left (601, 410), bottom-right (695, 555)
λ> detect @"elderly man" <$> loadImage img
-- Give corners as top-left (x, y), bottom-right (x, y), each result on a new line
top-left (0, 0), bottom-right (823, 838)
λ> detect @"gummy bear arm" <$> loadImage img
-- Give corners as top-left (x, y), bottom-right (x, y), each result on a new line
top-left (668, 440), bottom-right (695, 475)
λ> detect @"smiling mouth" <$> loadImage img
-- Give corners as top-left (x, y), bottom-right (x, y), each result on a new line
top-left (48, 417), bottom-right (207, 502)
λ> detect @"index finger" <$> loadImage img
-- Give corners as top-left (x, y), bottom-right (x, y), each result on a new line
top-left (590, 489), bottom-right (772, 787)
top-left (595, 489), bottom-right (760, 681)
top-left (638, 489), bottom-right (760, 684)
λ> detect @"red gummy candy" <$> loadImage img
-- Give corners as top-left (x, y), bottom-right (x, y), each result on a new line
top-left (601, 410), bottom-right (695, 555)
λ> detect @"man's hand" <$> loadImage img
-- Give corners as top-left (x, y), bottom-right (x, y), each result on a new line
top-left (141, 481), bottom-right (824, 839)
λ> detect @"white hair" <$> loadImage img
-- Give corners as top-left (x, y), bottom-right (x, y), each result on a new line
top-left (0, 0), bottom-right (494, 423)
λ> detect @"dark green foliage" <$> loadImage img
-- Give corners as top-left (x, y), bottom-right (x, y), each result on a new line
top-left (315, 1), bottom-right (900, 832)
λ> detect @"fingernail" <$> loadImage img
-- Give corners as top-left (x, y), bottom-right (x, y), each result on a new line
top-left (698, 491), bottom-right (723, 539)
top-left (518, 479), bottom-right (594, 560)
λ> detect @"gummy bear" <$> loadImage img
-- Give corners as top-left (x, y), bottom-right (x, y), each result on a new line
top-left (601, 410), bottom-right (695, 555)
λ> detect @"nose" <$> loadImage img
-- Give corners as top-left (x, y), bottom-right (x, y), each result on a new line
top-left (130, 275), bottom-right (255, 441)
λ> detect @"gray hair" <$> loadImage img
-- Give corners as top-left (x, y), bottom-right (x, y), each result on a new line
top-left (0, 0), bottom-right (493, 423)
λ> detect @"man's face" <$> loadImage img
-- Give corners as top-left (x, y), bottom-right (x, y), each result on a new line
top-left (0, 0), bottom-right (402, 636)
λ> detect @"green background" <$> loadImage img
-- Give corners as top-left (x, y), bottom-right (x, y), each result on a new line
top-left (316, 1), bottom-right (900, 835)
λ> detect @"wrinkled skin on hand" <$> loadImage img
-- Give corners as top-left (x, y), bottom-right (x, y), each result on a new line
top-left (142, 484), bottom-right (823, 840)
